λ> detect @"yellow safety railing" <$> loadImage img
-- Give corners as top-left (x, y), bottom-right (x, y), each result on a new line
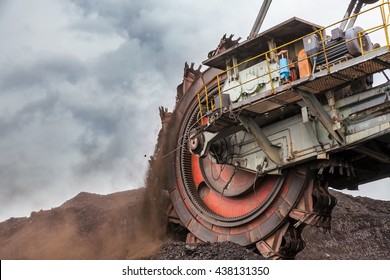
top-left (196, 0), bottom-right (390, 123)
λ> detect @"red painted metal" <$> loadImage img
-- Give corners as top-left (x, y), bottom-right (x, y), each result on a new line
top-left (191, 154), bottom-right (277, 218)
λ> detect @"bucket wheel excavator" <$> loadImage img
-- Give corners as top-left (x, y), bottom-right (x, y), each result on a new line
top-left (159, 0), bottom-right (390, 259)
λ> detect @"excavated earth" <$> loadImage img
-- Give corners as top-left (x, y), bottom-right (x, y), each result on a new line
top-left (0, 188), bottom-right (390, 260)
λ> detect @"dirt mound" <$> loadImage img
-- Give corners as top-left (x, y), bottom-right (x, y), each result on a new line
top-left (0, 188), bottom-right (389, 260)
top-left (0, 188), bottom-right (165, 259)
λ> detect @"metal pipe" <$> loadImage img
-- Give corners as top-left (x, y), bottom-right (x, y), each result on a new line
top-left (341, 0), bottom-right (380, 31)
top-left (346, 1), bottom-right (364, 30)
top-left (340, 0), bottom-right (358, 30)
top-left (249, 0), bottom-right (273, 39)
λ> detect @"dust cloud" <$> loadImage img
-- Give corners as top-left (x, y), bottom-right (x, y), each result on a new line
top-left (0, 120), bottom-right (172, 259)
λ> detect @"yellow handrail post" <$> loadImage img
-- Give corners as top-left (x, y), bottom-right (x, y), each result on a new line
top-left (318, 29), bottom-right (330, 73)
top-left (217, 75), bottom-right (223, 112)
top-left (382, 0), bottom-right (390, 50)
top-left (204, 85), bottom-right (210, 112)
top-left (197, 92), bottom-right (203, 121)
top-left (387, 0), bottom-right (390, 20)
top-left (358, 31), bottom-right (364, 55)
top-left (265, 53), bottom-right (275, 94)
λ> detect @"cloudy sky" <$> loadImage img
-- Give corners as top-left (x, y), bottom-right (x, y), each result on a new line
top-left (0, 0), bottom-right (389, 221)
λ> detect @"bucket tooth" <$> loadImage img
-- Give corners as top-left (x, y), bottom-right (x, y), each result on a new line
top-left (256, 223), bottom-right (306, 259)
top-left (289, 179), bottom-right (337, 229)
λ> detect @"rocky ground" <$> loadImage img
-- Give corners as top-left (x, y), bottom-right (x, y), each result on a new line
top-left (297, 190), bottom-right (390, 259)
top-left (0, 188), bottom-right (389, 260)
top-left (153, 190), bottom-right (390, 260)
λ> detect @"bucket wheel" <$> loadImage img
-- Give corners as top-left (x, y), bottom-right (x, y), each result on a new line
top-left (161, 65), bottom-right (336, 259)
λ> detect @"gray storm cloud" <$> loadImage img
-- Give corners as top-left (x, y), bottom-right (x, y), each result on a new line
top-left (0, 0), bottom-right (389, 221)
top-left (0, 0), bottom-right (173, 220)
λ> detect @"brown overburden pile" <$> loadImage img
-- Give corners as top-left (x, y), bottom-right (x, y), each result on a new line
top-left (0, 189), bottom-right (166, 259)
top-left (0, 187), bottom-right (390, 260)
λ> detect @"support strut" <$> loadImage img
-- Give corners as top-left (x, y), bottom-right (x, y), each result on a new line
top-left (298, 90), bottom-right (345, 144)
top-left (237, 114), bottom-right (282, 165)
top-left (249, 0), bottom-right (273, 39)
